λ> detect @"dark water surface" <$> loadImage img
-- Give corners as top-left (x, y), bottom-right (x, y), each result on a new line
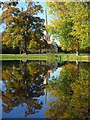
top-left (1, 60), bottom-right (90, 119)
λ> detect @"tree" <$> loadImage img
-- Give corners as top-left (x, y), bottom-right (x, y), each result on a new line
top-left (46, 2), bottom-right (90, 55)
top-left (1, 1), bottom-right (45, 54)
top-left (68, 2), bottom-right (89, 55)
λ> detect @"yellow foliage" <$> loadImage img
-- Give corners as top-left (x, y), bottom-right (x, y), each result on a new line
top-left (2, 70), bottom-right (10, 80)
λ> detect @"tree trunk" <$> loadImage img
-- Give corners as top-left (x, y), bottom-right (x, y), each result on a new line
top-left (20, 49), bottom-right (21, 54)
top-left (40, 44), bottom-right (42, 54)
top-left (45, 45), bottom-right (46, 53)
top-left (23, 61), bottom-right (27, 82)
top-left (23, 31), bottom-right (27, 54)
top-left (76, 42), bottom-right (79, 56)
top-left (76, 50), bottom-right (79, 56)
top-left (76, 61), bottom-right (80, 78)
top-left (23, 40), bottom-right (27, 55)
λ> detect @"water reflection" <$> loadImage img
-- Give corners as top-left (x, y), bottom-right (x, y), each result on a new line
top-left (2, 60), bottom-right (53, 118)
top-left (1, 61), bottom-right (90, 119)
top-left (45, 62), bottom-right (90, 120)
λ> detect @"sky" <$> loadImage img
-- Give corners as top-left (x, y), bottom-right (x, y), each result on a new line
top-left (0, 0), bottom-right (47, 16)
top-left (0, 0), bottom-right (54, 43)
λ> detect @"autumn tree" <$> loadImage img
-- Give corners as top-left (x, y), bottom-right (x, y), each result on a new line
top-left (1, 1), bottom-right (45, 54)
top-left (46, 2), bottom-right (90, 55)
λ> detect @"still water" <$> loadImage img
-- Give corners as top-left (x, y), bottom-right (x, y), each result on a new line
top-left (1, 60), bottom-right (90, 119)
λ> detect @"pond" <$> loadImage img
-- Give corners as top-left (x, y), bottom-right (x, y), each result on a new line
top-left (1, 60), bottom-right (90, 119)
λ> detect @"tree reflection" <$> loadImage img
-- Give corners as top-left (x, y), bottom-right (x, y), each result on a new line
top-left (2, 61), bottom-right (50, 117)
top-left (45, 63), bottom-right (90, 120)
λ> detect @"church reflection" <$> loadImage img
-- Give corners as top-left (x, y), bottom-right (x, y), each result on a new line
top-left (2, 60), bottom-right (58, 117)
top-left (2, 61), bottom-right (89, 119)
top-left (45, 62), bottom-right (90, 120)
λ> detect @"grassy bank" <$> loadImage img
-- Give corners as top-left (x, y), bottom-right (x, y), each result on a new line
top-left (55, 53), bottom-right (90, 62)
top-left (0, 53), bottom-right (90, 62)
top-left (0, 54), bottom-right (47, 61)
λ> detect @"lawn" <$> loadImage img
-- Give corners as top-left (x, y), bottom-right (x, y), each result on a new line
top-left (55, 53), bottom-right (90, 62)
top-left (0, 53), bottom-right (90, 62)
top-left (0, 54), bottom-right (47, 60)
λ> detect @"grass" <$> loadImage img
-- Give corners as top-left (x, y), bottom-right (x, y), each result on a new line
top-left (0, 54), bottom-right (47, 60)
top-left (0, 53), bottom-right (90, 62)
top-left (55, 53), bottom-right (90, 62)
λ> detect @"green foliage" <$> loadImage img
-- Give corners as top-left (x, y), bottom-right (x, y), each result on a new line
top-left (45, 63), bottom-right (90, 119)
top-left (46, 2), bottom-right (90, 53)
